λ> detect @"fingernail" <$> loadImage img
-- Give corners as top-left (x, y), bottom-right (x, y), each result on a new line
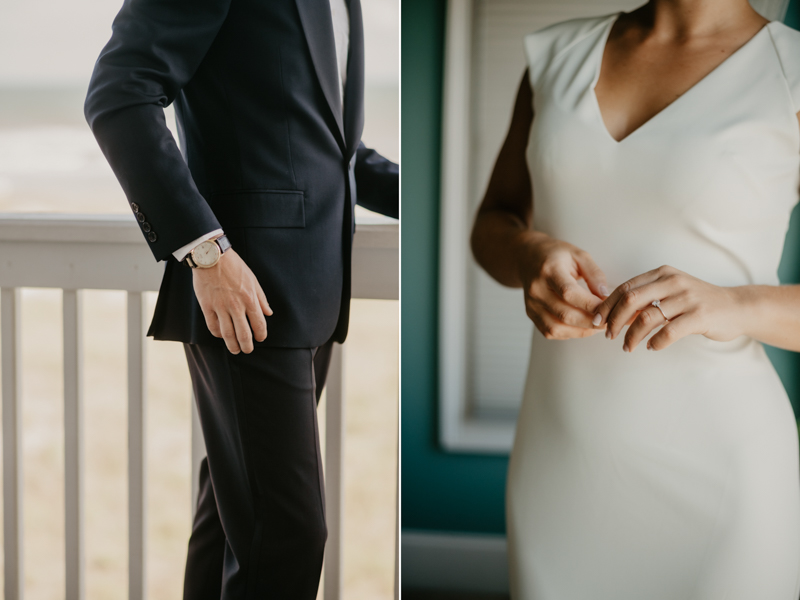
top-left (599, 285), bottom-right (610, 297)
top-left (592, 314), bottom-right (602, 326)
top-left (605, 329), bottom-right (612, 340)
top-left (622, 343), bottom-right (629, 352)
top-left (647, 345), bottom-right (653, 351)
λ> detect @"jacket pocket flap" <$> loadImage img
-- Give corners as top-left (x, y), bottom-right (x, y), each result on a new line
top-left (210, 190), bottom-right (305, 228)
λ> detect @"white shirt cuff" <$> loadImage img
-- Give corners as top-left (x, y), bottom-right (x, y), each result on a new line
top-left (172, 229), bottom-right (224, 262)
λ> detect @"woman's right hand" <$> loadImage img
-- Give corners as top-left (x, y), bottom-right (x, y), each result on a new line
top-left (518, 232), bottom-right (609, 340)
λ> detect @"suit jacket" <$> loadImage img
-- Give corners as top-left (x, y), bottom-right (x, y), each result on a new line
top-left (84, 0), bottom-right (399, 348)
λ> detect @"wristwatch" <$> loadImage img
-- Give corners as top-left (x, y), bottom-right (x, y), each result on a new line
top-left (184, 234), bottom-right (232, 269)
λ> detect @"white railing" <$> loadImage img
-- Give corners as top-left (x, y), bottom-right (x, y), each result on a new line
top-left (0, 213), bottom-right (399, 600)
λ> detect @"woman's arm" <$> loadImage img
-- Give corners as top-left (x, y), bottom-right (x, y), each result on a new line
top-left (735, 285), bottom-right (800, 351)
top-left (470, 71), bottom-right (536, 288)
top-left (471, 72), bottom-right (609, 339)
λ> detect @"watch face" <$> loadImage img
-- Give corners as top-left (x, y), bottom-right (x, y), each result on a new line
top-left (193, 240), bottom-right (221, 267)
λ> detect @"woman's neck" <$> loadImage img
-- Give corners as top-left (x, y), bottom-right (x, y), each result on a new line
top-left (631, 0), bottom-right (767, 41)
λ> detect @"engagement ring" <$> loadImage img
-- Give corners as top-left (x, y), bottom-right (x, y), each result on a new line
top-left (651, 299), bottom-right (669, 322)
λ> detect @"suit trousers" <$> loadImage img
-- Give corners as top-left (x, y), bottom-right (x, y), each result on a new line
top-left (182, 340), bottom-right (335, 599)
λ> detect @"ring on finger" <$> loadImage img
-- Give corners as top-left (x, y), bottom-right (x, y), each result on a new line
top-left (651, 299), bottom-right (669, 322)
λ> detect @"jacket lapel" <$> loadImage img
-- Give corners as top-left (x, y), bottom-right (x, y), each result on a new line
top-left (343, 0), bottom-right (364, 158)
top-left (296, 0), bottom-right (346, 147)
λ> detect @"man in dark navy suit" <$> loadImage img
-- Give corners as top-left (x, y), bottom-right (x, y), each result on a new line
top-left (84, 0), bottom-right (398, 597)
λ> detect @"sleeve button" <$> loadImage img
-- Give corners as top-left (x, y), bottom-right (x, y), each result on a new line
top-left (131, 203), bottom-right (139, 213)
top-left (148, 232), bottom-right (158, 243)
top-left (142, 222), bottom-right (152, 233)
top-left (137, 212), bottom-right (146, 223)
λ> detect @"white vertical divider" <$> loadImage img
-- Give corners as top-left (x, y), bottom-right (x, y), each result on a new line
top-left (127, 292), bottom-right (147, 600)
top-left (63, 290), bottom-right (84, 600)
top-left (2, 288), bottom-right (23, 600)
top-left (324, 343), bottom-right (345, 600)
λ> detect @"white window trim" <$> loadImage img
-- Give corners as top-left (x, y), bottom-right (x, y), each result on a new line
top-left (438, 0), bottom-right (516, 454)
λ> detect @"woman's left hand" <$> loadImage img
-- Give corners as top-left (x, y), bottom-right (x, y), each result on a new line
top-left (592, 265), bottom-right (745, 352)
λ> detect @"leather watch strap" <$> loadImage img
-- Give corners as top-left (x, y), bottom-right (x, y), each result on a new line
top-left (216, 234), bottom-right (232, 254)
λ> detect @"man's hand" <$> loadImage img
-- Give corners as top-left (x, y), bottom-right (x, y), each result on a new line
top-left (192, 249), bottom-right (273, 354)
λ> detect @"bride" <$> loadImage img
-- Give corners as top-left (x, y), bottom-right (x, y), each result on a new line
top-left (471, 0), bottom-right (800, 598)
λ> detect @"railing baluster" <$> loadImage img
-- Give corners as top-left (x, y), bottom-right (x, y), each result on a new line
top-left (63, 290), bottom-right (84, 600)
top-left (127, 292), bottom-right (147, 600)
top-left (324, 343), bottom-right (345, 600)
top-left (2, 288), bottom-right (23, 600)
top-left (190, 396), bottom-right (205, 519)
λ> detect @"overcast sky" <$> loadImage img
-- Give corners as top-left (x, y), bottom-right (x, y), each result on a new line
top-left (0, 0), bottom-right (399, 86)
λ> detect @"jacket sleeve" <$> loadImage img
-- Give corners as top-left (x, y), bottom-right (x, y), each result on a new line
top-left (84, 0), bottom-right (231, 261)
top-left (354, 142), bottom-right (399, 220)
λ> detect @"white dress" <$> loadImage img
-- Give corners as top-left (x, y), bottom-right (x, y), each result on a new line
top-left (507, 14), bottom-right (800, 600)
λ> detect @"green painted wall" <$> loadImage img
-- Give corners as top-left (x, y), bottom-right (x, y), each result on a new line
top-left (401, 0), bottom-right (800, 537)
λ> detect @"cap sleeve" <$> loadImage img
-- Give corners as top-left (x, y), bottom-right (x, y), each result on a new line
top-left (769, 22), bottom-right (800, 112)
top-left (523, 15), bottom-right (612, 91)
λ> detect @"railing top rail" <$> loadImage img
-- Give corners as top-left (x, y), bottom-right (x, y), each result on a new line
top-left (0, 213), bottom-right (398, 299)
top-left (0, 213), bottom-right (398, 247)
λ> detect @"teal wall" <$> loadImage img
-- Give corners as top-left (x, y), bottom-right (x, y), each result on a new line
top-left (401, 0), bottom-right (800, 537)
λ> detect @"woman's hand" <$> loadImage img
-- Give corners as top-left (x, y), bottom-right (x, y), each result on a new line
top-left (593, 265), bottom-right (745, 352)
top-left (519, 232), bottom-right (610, 340)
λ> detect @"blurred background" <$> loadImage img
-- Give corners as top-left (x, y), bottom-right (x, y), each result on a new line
top-left (401, 0), bottom-right (800, 598)
top-left (0, 1), bottom-right (398, 599)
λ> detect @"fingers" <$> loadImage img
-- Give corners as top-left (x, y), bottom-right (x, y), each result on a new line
top-left (247, 296), bottom-right (268, 343)
top-left (528, 260), bottom-right (699, 351)
top-left (593, 268), bottom-right (661, 329)
top-left (257, 285), bottom-right (273, 317)
top-left (546, 268), bottom-right (604, 315)
top-left (526, 298), bottom-right (604, 340)
top-left (574, 251), bottom-right (610, 299)
top-left (217, 294), bottom-right (267, 354)
top-left (596, 270), bottom-right (676, 339)
top-left (231, 306), bottom-right (254, 354)
top-left (534, 288), bottom-right (598, 329)
top-left (605, 281), bottom-right (672, 340)
top-left (202, 308), bottom-right (222, 339)
top-left (647, 313), bottom-right (696, 351)
top-left (623, 297), bottom-right (681, 352)
top-left (216, 312), bottom-right (241, 354)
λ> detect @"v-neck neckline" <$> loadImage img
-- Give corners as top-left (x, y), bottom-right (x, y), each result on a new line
top-left (590, 13), bottom-right (773, 144)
